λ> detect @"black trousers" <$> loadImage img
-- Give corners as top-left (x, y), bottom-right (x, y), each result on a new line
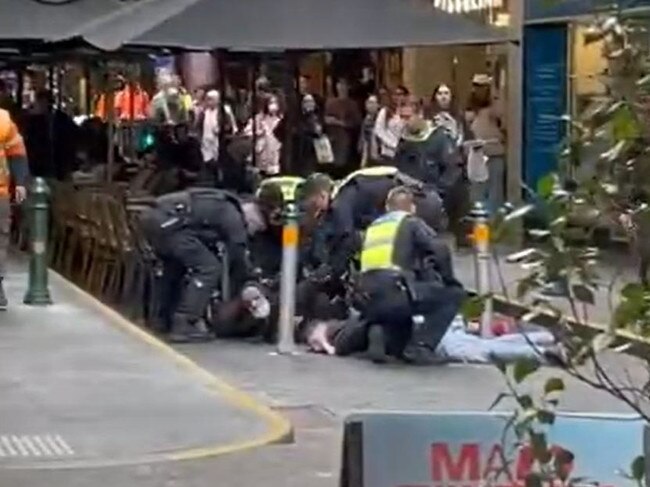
top-left (356, 271), bottom-right (465, 357)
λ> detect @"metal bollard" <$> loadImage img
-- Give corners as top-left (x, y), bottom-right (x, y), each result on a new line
top-left (24, 177), bottom-right (53, 306)
top-left (276, 201), bottom-right (299, 354)
top-left (471, 202), bottom-right (492, 338)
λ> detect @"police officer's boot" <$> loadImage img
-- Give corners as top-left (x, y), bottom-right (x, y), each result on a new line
top-left (366, 324), bottom-right (387, 364)
top-left (402, 315), bottom-right (445, 366)
top-left (168, 313), bottom-right (213, 343)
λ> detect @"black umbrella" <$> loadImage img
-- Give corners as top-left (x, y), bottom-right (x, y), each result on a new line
top-left (66, 0), bottom-right (511, 51)
top-left (0, 0), bottom-right (130, 42)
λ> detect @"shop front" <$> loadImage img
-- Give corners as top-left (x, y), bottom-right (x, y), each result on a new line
top-left (522, 0), bottom-right (650, 191)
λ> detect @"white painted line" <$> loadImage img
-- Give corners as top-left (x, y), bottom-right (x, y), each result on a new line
top-left (0, 436), bottom-right (17, 456)
top-left (43, 435), bottom-right (64, 456)
top-left (10, 436), bottom-right (29, 457)
top-left (20, 436), bottom-right (42, 457)
top-left (53, 435), bottom-right (74, 456)
top-left (32, 436), bottom-right (53, 456)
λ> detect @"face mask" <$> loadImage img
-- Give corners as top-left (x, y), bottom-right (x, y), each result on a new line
top-left (268, 103), bottom-right (279, 113)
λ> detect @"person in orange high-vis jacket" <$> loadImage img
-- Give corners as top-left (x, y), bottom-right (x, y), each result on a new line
top-left (0, 108), bottom-right (28, 309)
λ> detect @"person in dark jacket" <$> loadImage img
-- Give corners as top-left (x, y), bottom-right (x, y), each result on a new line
top-left (24, 91), bottom-right (78, 180)
top-left (323, 166), bottom-right (447, 279)
top-left (274, 94), bottom-right (324, 177)
top-left (354, 186), bottom-right (464, 364)
top-left (392, 97), bottom-right (461, 199)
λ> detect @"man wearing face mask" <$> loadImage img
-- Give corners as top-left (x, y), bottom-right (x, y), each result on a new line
top-left (140, 185), bottom-right (284, 343)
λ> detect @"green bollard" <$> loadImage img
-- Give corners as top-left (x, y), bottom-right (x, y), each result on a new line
top-left (24, 177), bottom-right (52, 306)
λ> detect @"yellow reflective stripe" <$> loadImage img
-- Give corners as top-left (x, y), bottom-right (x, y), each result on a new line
top-left (332, 166), bottom-right (397, 199)
top-left (258, 177), bottom-right (305, 201)
top-left (360, 211), bottom-right (407, 272)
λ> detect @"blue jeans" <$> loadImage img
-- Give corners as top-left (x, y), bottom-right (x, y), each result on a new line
top-left (469, 156), bottom-right (505, 212)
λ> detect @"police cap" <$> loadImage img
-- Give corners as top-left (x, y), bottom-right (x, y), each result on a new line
top-left (257, 181), bottom-right (284, 211)
top-left (301, 173), bottom-right (334, 198)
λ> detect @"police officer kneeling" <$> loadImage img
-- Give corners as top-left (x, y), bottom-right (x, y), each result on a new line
top-left (140, 188), bottom-right (250, 343)
top-left (356, 186), bottom-right (465, 364)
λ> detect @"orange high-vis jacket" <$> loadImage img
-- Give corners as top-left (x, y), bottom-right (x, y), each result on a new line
top-left (0, 109), bottom-right (27, 198)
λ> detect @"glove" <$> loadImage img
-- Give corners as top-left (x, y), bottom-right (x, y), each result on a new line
top-left (309, 264), bottom-right (332, 284)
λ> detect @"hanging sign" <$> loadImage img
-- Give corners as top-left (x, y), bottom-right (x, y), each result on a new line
top-left (433, 0), bottom-right (504, 14)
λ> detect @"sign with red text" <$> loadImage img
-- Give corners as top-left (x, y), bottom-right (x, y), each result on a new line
top-left (345, 412), bottom-right (643, 487)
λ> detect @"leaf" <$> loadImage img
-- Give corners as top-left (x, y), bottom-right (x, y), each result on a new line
top-left (537, 409), bottom-right (556, 425)
top-left (513, 359), bottom-right (540, 384)
top-left (528, 229), bottom-right (551, 239)
top-left (544, 377), bottom-right (565, 395)
top-left (504, 204), bottom-right (536, 222)
top-left (460, 295), bottom-right (485, 321)
top-left (631, 455), bottom-right (645, 482)
top-left (622, 283), bottom-right (646, 301)
top-left (506, 248), bottom-right (540, 264)
top-left (519, 394), bottom-right (534, 409)
top-left (537, 173), bottom-right (558, 199)
top-left (571, 284), bottom-right (596, 305)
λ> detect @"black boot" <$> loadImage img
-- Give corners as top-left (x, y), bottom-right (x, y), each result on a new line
top-left (366, 324), bottom-right (387, 364)
top-left (0, 279), bottom-right (7, 310)
top-left (168, 314), bottom-right (213, 343)
top-left (402, 343), bottom-right (445, 365)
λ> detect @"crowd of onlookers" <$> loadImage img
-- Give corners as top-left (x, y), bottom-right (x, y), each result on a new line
top-left (0, 68), bottom-right (507, 229)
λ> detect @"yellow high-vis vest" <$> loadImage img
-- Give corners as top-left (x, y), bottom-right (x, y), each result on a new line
top-left (331, 166), bottom-right (398, 199)
top-left (257, 176), bottom-right (305, 203)
top-left (360, 211), bottom-right (409, 273)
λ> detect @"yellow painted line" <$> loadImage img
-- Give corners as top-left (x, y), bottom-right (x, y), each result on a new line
top-left (49, 270), bottom-right (293, 464)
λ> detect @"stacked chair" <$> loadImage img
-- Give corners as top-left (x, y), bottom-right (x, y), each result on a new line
top-left (49, 178), bottom-right (160, 325)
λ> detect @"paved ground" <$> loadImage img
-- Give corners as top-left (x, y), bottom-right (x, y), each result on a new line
top-left (0, 254), bottom-right (644, 486)
top-left (0, 257), bottom-right (287, 470)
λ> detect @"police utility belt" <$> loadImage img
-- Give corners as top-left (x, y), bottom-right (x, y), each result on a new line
top-left (157, 189), bottom-right (243, 232)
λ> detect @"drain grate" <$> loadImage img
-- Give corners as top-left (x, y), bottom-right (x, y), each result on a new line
top-left (0, 435), bottom-right (74, 458)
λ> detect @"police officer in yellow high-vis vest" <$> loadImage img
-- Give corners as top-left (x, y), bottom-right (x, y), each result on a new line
top-left (355, 186), bottom-right (464, 365)
top-left (326, 166), bottom-right (446, 278)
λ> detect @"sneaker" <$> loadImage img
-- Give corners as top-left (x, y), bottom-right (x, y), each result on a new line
top-left (0, 280), bottom-right (7, 311)
top-left (366, 324), bottom-right (387, 364)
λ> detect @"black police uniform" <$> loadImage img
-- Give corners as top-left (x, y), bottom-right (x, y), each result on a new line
top-left (356, 211), bottom-right (465, 364)
top-left (140, 188), bottom-right (249, 340)
top-left (325, 167), bottom-right (446, 276)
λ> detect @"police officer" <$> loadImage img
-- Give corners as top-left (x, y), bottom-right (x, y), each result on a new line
top-left (257, 175), bottom-right (305, 205)
top-left (325, 165), bottom-right (446, 277)
top-left (356, 186), bottom-right (465, 364)
top-left (140, 187), bottom-right (251, 343)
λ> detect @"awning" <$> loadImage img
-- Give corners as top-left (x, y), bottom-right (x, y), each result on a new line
top-left (0, 0), bottom-right (131, 43)
top-left (67, 0), bottom-right (512, 51)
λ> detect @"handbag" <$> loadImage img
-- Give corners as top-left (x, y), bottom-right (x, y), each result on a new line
top-left (313, 135), bottom-right (334, 164)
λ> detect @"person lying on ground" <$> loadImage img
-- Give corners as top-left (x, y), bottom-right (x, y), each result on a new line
top-left (303, 314), bottom-right (557, 365)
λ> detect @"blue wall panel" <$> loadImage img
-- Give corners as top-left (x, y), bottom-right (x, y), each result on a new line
top-left (522, 24), bottom-right (568, 191)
